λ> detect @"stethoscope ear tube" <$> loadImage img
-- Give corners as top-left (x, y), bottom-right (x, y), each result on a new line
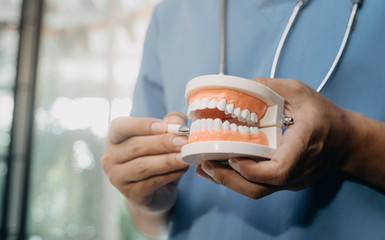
top-left (218, 0), bottom-right (362, 93)
top-left (353, 0), bottom-right (363, 7)
top-left (219, 0), bottom-right (227, 75)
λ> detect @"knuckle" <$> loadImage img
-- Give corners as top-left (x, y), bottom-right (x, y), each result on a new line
top-left (109, 117), bottom-right (123, 134)
top-left (129, 140), bottom-right (142, 156)
top-left (107, 168), bottom-right (119, 186)
top-left (101, 154), bottom-right (108, 169)
top-left (274, 168), bottom-right (290, 186)
top-left (247, 188), bottom-right (271, 200)
top-left (120, 183), bottom-right (134, 200)
top-left (213, 174), bottom-right (230, 188)
top-left (109, 117), bottom-right (127, 143)
top-left (240, 167), bottom-right (257, 182)
top-left (164, 154), bottom-right (176, 168)
top-left (289, 79), bottom-right (304, 94)
top-left (159, 135), bottom-right (171, 149)
top-left (101, 152), bottom-right (113, 172)
top-left (132, 160), bottom-right (148, 177)
top-left (246, 189), bottom-right (264, 200)
top-left (160, 134), bottom-right (176, 150)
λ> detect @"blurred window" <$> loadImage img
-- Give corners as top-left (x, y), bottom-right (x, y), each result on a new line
top-left (26, 0), bottom-right (161, 239)
top-left (0, 0), bottom-right (23, 228)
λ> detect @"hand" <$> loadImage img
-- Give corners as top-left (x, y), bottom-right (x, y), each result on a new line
top-left (102, 112), bottom-right (189, 213)
top-left (197, 77), bottom-right (352, 199)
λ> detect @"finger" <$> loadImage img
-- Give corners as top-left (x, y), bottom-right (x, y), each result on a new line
top-left (124, 168), bottom-right (188, 202)
top-left (114, 153), bottom-right (189, 183)
top-left (228, 124), bottom-right (307, 186)
top-left (200, 161), bottom-right (277, 199)
top-left (251, 77), bottom-right (301, 97)
top-left (109, 117), bottom-right (167, 144)
top-left (164, 111), bottom-right (187, 124)
top-left (109, 133), bottom-right (188, 164)
top-left (196, 165), bottom-right (214, 181)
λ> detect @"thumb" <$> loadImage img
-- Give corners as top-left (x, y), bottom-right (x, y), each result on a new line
top-left (163, 111), bottom-right (187, 124)
top-left (252, 77), bottom-right (309, 100)
top-left (251, 77), bottom-right (291, 97)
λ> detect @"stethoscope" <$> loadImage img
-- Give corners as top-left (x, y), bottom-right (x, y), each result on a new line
top-left (218, 0), bottom-right (363, 92)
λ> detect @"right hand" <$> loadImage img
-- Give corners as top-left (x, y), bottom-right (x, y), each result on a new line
top-left (102, 112), bottom-right (189, 214)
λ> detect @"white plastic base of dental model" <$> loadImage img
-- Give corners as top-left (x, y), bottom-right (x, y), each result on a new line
top-left (181, 141), bottom-right (275, 165)
top-left (181, 126), bottom-right (282, 165)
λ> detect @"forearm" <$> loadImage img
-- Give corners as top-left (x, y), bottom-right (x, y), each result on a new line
top-left (341, 110), bottom-right (385, 191)
top-left (127, 201), bottom-right (170, 239)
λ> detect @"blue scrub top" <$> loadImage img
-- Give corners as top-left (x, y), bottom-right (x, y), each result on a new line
top-left (131, 0), bottom-right (385, 239)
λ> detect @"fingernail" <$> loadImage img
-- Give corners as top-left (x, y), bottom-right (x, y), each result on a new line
top-left (175, 153), bottom-right (183, 162)
top-left (151, 122), bottom-right (167, 133)
top-left (201, 162), bottom-right (213, 177)
top-left (173, 137), bottom-right (188, 147)
top-left (197, 169), bottom-right (210, 179)
top-left (228, 158), bottom-right (239, 170)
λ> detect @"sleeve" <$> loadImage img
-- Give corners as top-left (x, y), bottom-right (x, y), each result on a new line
top-left (130, 5), bottom-right (167, 119)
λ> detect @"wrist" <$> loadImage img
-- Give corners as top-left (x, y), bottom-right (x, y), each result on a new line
top-left (336, 110), bottom-right (363, 175)
top-left (323, 106), bottom-right (354, 172)
top-left (127, 201), bottom-right (170, 238)
top-left (337, 110), bottom-right (385, 190)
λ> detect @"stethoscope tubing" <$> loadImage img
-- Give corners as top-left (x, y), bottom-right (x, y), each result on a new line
top-left (218, 0), bottom-right (362, 93)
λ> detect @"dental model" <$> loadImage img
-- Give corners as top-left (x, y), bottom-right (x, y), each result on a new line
top-left (181, 75), bottom-right (284, 165)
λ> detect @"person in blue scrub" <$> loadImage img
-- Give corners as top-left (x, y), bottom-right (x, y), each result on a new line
top-left (102, 0), bottom-right (385, 239)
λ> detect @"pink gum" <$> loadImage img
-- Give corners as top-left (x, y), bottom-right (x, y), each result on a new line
top-left (189, 129), bottom-right (269, 146)
top-left (189, 89), bottom-right (268, 119)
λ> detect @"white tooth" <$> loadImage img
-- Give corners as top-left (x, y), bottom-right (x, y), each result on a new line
top-left (206, 118), bottom-right (213, 130)
top-left (239, 126), bottom-right (250, 134)
top-left (195, 99), bottom-right (202, 110)
top-left (195, 121), bottom-right (200, 132)
top-left (192, 101), bottom-right (199, 111)
top-left (192, 99), bottom-right (200, 110)
top-left (214, 118), bottom-right (222, 131)
top-left (187, 104), bottom-right (194, 117)
top-left (232, 107), bottom-right (241, 118)
top-left (217, 99), bottom-right (226, 111)
top-left (250, 127), bottom-right (259, 133)
top-left (198, 98), bottom-right (209, 110)
top-left (208, 99), bottom-right (217, 109)
top-left (188, 101), bottom-right (199, 118)
top-left (201, 119), bottom-right (207, 131)
top-left (222, 120), bottom-right (230, 130)
top-left (225, 104), bottom-right (234, 115)
top-left (195, 119), bottom-right (201, 132)
top-left (238, 109), bottom-right (248, 122)
top-left (230, 123), bottom-right (238, 132)
top-left (190, 121), bottom-right (195, 132)
top-left (192, 98), bottom-right (200, 106)
top-left (196, 119), bottom-right (200, 131)
top-left (247, 117), bottom-right (255, 125)
top-left (251, 112), bottom-right (258, 123)
top-left (241, 109), bottom-right (250, 120)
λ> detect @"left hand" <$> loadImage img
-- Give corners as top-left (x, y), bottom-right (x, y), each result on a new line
top-left (197, 77), bottom-right (352, 199)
